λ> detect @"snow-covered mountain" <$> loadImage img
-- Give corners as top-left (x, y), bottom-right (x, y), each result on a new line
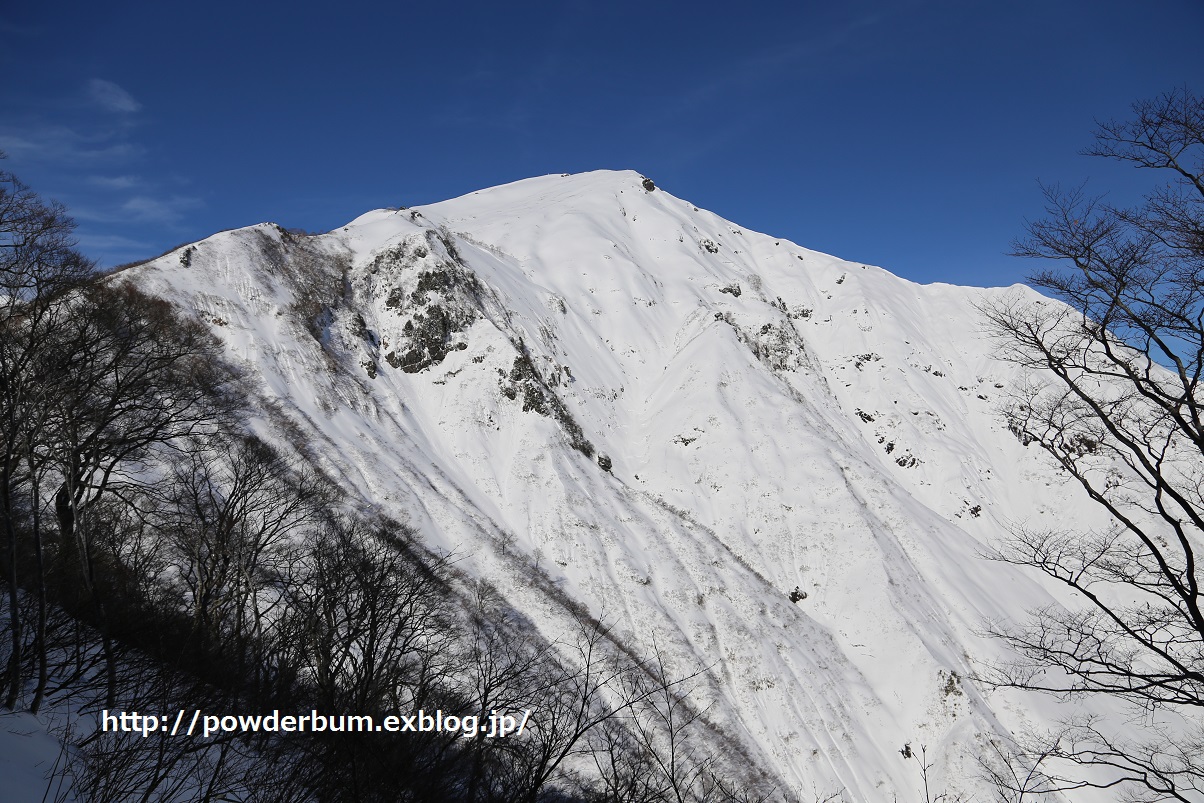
top-left (117, 169), bottom-right (1117, 799)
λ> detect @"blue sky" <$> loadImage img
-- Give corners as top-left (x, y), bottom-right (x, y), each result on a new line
top-left (2, 0), bottom-right (1200, 286)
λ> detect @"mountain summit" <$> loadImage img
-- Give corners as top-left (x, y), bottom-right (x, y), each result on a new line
top-left (119, 170), bottom-right (1111, 797)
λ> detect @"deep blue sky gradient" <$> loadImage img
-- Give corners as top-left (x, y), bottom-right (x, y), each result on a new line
top-left (2, 0), bottom-right (1201, 286)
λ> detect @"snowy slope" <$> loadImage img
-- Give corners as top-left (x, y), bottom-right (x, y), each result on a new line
top-left (121, 170), bottom-right (1120, 799)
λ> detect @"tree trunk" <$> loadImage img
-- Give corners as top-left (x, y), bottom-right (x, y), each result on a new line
top-left (2, 465), bottom-right (23, 710)
top-left (29, 461), bottom-right (47, 714)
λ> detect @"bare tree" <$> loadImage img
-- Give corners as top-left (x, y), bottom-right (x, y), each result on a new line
top-left (281, 515), bottom-right (459, 714)
top-left (591, 644), bottom-right (737, 803)
top-left (976, 736), bottom-right (1061, 803)
top-left (155, 433), bottom-right (326, 677)
top-left (38, 281), bottom-right (240, 707)
top-left (980, 88), bottom-right (1204, 802)
top-left (0, 159), bottom-right (95, 711)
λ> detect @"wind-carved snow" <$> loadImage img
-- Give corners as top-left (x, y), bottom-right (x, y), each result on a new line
top-left (124, 170), bottom-right (1124, 800)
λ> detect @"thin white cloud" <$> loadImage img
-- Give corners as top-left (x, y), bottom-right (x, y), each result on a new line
top-left (75, 232), bottom-right (154, 252)
top-left (88, 79), bottom-right (142, 114)
top-left (72, 197), bottom-right (194, 226)
top-left (73, 231), bottom-right (161, 268)
top-left (0, 123), bottom-right (144, 165)
top-left (2, 79), bottom-right (194, 266)
top-left (0, 133), bottom-right (40, 159)
top-left (116, 194), bottom-right (203, 224)
top-left (88, 174), bottom-right (141, 190)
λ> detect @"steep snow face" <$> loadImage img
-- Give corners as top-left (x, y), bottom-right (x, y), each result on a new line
top-left (125, 170), bottom-right (1117, 798)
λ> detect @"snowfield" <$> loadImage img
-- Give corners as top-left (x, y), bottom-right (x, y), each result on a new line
top-left (109, 169), bottom-right (1126, 799)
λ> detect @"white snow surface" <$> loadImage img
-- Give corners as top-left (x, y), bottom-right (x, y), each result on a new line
top-left (113, 169), bottom-right (1123, 799)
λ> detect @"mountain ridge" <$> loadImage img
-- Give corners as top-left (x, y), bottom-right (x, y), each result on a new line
top-left (114, 169), bottom-right (1117, 799)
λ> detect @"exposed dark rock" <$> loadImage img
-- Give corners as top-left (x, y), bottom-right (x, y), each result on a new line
top-left (499, 350), bottom-right (594, 457)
